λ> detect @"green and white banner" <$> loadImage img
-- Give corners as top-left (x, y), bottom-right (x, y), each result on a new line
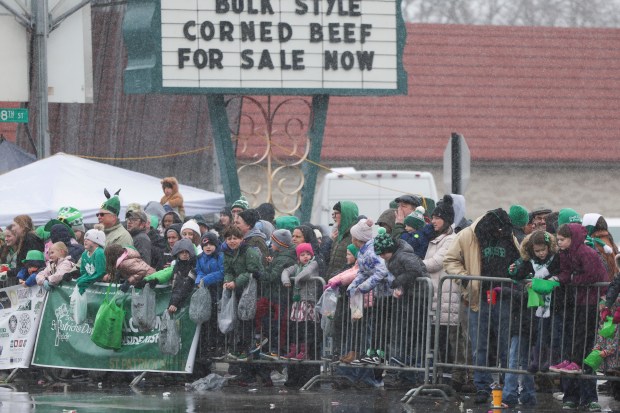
top-left (0, 284), bottom-right (47, 369)
top-left (32, 282), bottom-right (199, 373)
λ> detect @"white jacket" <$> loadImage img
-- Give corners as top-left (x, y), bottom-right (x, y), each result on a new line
top-left (423, 230), bottom-right (459, 325)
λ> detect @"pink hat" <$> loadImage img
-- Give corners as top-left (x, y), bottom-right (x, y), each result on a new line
top-left (295, 243), bottom-right (314, 258)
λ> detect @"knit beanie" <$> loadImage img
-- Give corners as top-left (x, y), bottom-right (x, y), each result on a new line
top-left (296, 242), bottom-right (314, 258)
top-left (238, 209), bottom-right (260, 228)
top-left (373, 227), bottom-right (396, 255)
top-left (231, 195), bottom-right (250, 211)
top-left (346, 243), bottom-right (359, 258)
top-left (57, 206), bottom-right (86, 233)
top-left (558, 208), bottom-right (581, 226)
top-left (432, 195), bottom-right (455, 226)
top-left (350, 218), bottom-right (374, 243)
top-left (404, 207), bottom-right (426, 230)
top-left (201, 231), bottom-right (220, 247)
top-left (84, 228), bottom-right (106, 248)
top-left (271, 229), bottom-right (293, 248)
top-left (101, 189), bottom-right (122, 216)
top-left (181, 219), bottom-right (201, 236)
top-left (508, 205), bottom-right (529, 228)
top-left (275, 215), bottom-right (300, 232)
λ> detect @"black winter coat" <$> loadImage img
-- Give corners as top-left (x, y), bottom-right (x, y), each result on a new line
top-left (169, 261), bottom-right (197, 309)
top-left (387, 240), bottom-right (429, 293)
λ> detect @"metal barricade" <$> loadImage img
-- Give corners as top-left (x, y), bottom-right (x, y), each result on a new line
top-left (425, 275), bottom-right (616, 399)
top-left (202, 275), bottom-right (436, 391)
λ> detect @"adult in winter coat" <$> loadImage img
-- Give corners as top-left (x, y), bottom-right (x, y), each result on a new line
top-left (443, 208), bottom-right (520, 404)
top-left (326, 201), bottom-right (359, 279)
top-left (160, 177), bottom-right (185, 219)
top-left (422, 195), bottom-right (469, 389)
top-left (98, 191), bottom-right (133, 248)
top-left (235, 209), bottom-right (269, 267)
top-left (582, 213), bottom-right (619, 282)
top-left (1, 216), bottom-right (45, 284)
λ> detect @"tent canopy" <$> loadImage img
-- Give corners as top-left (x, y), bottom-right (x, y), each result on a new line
top-left (0, 137), bottom-right (36, 175)
top-left (0, 153), bottom-right (225, 227)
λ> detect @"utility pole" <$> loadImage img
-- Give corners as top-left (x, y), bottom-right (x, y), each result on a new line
top-left (32, 0), bottom-right (50, 158)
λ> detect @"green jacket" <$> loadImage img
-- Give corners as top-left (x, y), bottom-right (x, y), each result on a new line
top-left (326, 201), bottom-right (358, 279)
top-left (262, 245), bottom-right (296, 299)
top-left (224, 244), bottom-right (263, 292)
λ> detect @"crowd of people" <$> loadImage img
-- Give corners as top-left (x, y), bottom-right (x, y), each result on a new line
top-left (1, 176), bottom-right (620, 412)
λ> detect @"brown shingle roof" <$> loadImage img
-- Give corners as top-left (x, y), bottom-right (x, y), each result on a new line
top-left (242, 23), bottom-right (620, 163)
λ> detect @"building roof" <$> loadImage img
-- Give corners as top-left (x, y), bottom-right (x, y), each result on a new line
top-left (240, 23), bottom-right (620, 163)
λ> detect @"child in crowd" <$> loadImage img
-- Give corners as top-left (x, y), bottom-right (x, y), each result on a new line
top-left (180, 219), bottom-right (202, 255)
top-left (222, 225), bottom-right (268, 386)
top-left (167, 238), bottom-right (198, 313)
top-left (508, 230), bottom-right (561, 373)
top-left (592, 253), bottom-right (620, 379)
top-left (76, 228), bottom-right (107, 294)
top-left (160, 177), bottom-right (185, 219)
top-left (400, 207), bottom-right (433, 259)
top-left (281, 243), bottom-right (320, 360)
top-left (195, 232), bottom-right (225, 355)
top-left (549, 223), bottom-right (607, 411)
top-left (103, 244), bottom-right (155, 291)
top-left (17, 250), bottom-right (46, 287)
top-left (36, 242), bottom-right (76, 290)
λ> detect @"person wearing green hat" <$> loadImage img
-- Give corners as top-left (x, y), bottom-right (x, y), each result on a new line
top-left (230, 195), bottom-right (250, 216)
top-left (325, 201), bottom-right (359, 279)
top-left (508, 204), bottom-right (530, 244)
top-left (16, 250), bottom-right (46, 287)
top-left (97, 189), bottom-right (133, 248)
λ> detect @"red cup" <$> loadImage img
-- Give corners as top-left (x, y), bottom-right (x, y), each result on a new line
top-left (487, 290), bottom-right (497, 305)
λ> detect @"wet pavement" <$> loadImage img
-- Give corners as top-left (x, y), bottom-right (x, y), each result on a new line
top-left (1, 371), bottom-right (620, 412)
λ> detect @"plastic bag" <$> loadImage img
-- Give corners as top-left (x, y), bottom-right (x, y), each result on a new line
top-left (237, 277), bottom-right (257, 321)
top-left (526, 287), bottom-right (544, 308)
top-left (187, 373), bottom-right (229, 391)
top-left (218, 289), bottom-right (236, 334)
top-left (159, 311), bottom-right (180, 355)
top-left (319, 288), bottom-right (338, 318)
top-left (190, 280), bottom-right (212, 324)
top-left (131, 284), bottom-right (156, 332)
top-left (91, 285), bottom-right (126, 350)
top-left (350, 290), bottom-right (364, 320)
top-left (600, 316), bottom-right (616, 338)
top-left (70, 285), bottom-right (87, 324)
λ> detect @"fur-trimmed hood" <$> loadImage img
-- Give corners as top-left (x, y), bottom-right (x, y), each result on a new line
top-left (161, 177), bottom-right (180, 194)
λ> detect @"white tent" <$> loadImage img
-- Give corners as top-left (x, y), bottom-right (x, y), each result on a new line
top-left (0, 152), bottom-right (225, 227)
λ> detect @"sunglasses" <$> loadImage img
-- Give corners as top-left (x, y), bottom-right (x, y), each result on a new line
top-left (96, 212), bottom-right (110, 217)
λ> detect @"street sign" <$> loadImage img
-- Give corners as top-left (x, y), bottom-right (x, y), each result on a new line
top-left (0, 108), bottom-right (28, 123)
top-left (443, 132), bottom-right (471, 194)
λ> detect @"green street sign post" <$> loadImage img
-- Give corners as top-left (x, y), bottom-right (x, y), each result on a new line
top-left (0, 108), bottom-right (29, 123)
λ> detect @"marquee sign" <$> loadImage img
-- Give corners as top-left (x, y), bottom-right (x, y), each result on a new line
top-left (123, 0), bottom-right (408, 95)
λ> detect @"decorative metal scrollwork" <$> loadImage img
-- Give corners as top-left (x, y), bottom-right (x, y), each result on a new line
top-left (224, 96), bottom-right (313, 215)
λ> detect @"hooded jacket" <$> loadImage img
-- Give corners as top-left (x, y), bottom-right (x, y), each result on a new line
top-left (243, 226), bottom-right (269, 267)
top-left (326, 201), bottom-right (359, 278)
top-left (282, 259), bottom-right (320, 302)
top-left (169, 239), bottom-right (197, 309)
top-left (348, 239), bottom-right (393, 298)
top-left (557, 223), bottom-right (607, 305)
top-left (263, 244), bottom-right (296, 300)
top-left (196, 247), bottom-right (224, 287)
top-left (224, 244), bottom-right (263, 293)
top-left (443, 209), bottom-right (520, 312)
top-left (160, 177), bottom-right (185, 219)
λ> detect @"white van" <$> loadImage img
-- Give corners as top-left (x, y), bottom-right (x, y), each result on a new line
top-left (312, 168), bottom-right (439, 228)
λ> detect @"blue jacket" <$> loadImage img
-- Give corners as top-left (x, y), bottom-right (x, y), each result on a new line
top-left (195, 250), bottom-right (224, 286)
top-left (17, 268), bottom-right (39, 287)
top-left (400, 223), bottom-right (434, 259)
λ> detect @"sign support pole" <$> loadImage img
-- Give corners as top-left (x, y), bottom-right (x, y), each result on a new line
top-left (299, 95), bottom-right (329, 223)
top-left (33, 0), bottom-right (51, 159)
top-left (451, 132), bottom-right (461, 194)
top-left (207, 94), bottom-right (241, 205)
